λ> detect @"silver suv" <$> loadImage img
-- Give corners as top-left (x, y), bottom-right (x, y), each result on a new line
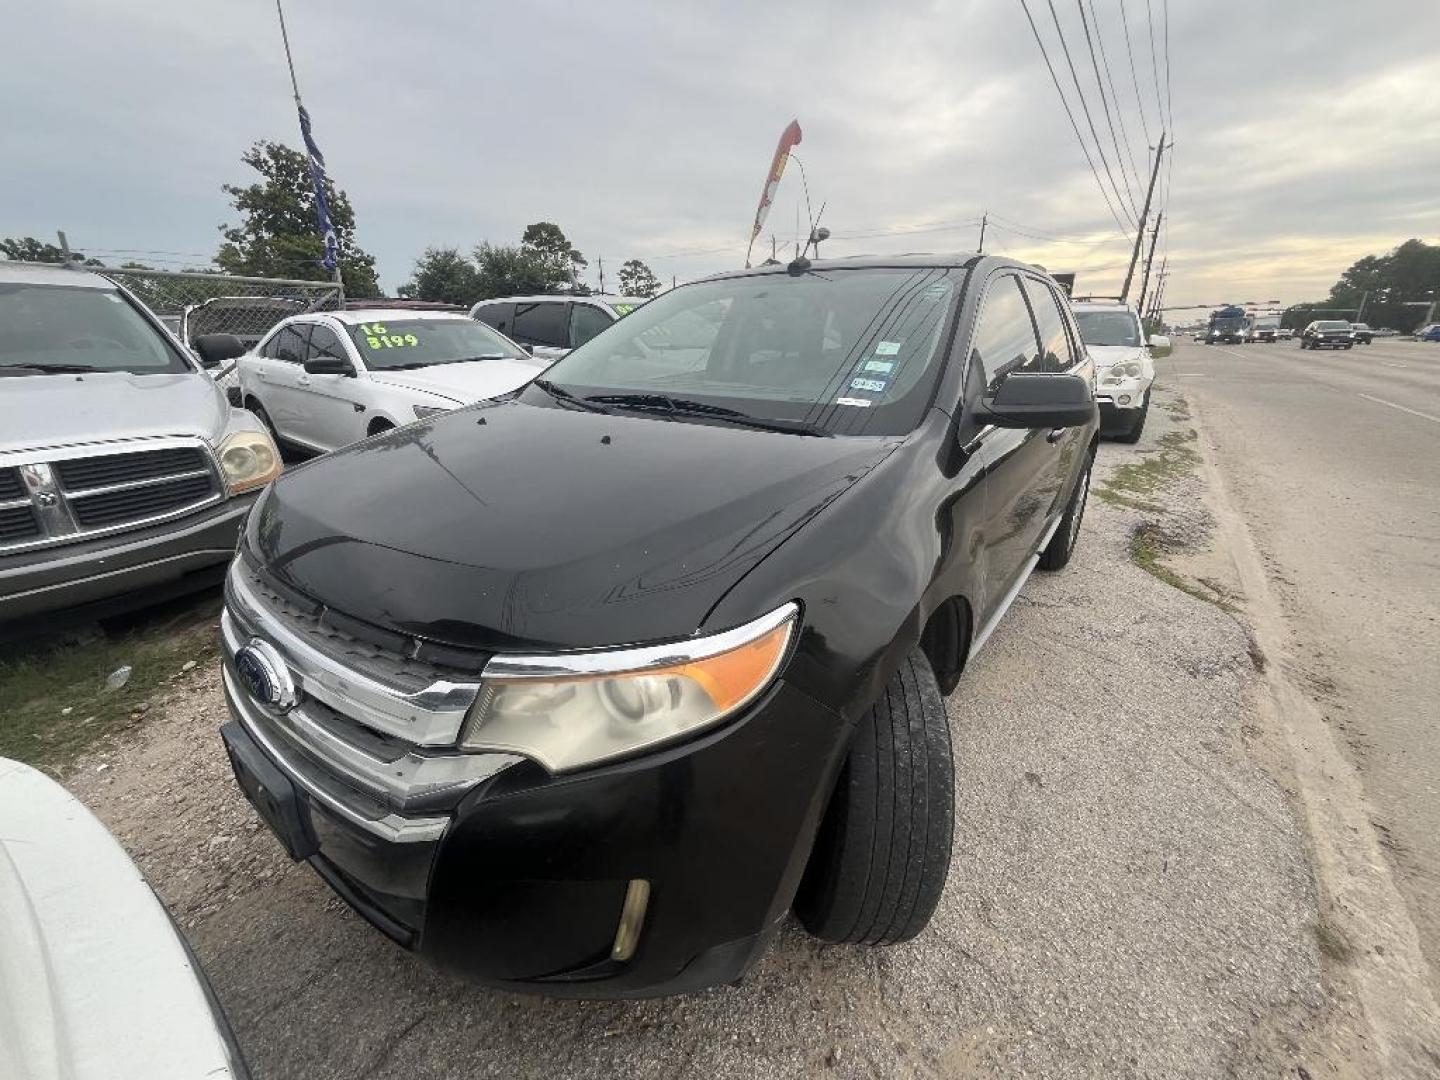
top-left (0, 261), bottom-right (281, 634)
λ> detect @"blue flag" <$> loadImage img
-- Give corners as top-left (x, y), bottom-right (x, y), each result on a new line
top-left (297, 104), bottom-right (339, 271)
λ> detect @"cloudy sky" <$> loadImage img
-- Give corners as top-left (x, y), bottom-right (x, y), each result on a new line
top-left (5, 0), bottom-right (1437, 312)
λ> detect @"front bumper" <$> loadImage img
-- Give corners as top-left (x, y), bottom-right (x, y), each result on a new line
top-left (219, 630), bottom-right (848, 997)
top-left (0, 494), bottom-right (256, 627)
top-left (1095, 378), bottom-right (1151, 436)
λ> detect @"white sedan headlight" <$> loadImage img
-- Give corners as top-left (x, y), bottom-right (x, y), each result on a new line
top-left (216, 430), bottom-right (281, 494)
top-left (460, 603), bottom-right (799, 772)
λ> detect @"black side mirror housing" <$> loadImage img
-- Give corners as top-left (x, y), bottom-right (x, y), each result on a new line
top-left (303, 355), bottom-right (356, 377)
top-left (193, 333), bottom-right (246, 369)
top-left (978, 372), bottom-right (1095, 430)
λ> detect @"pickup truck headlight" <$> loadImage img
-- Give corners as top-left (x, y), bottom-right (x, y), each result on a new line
top-left (460, 602), bottom-right (799, 772)
top-left (413, 405), bottom-right (452, 420)
top-left (216, 430), bottom-right (281, 494)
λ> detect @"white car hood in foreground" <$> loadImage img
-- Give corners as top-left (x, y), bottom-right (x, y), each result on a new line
top-left (366, 356), bottom-right (550, 405)
top-left (0, 758), bottom-right (240, 1080)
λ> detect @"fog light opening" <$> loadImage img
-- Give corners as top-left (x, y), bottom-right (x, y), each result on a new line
top-left (1118, 394), bottom-right (1132, 406)
top-left (611, 878), bottom-right (651, 962)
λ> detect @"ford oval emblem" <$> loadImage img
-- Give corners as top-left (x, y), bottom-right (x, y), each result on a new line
top-left (234, 639), bottom-right (296, 710)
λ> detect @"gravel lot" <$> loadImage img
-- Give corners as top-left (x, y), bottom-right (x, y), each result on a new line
top-left (64, 381), bottom-right (1345, 1079)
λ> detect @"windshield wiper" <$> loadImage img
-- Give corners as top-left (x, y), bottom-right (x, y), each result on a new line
top-left (0, 363), bottom-right (107, 375)
top-left (533, 378), bottom-right (614, 414)
top-left (586, 393), bottom-right (832, 437)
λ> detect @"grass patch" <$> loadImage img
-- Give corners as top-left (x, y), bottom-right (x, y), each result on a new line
top-left (1128, 522), bottom-right (1237, 613)
top-left (1095, 428), bottom-right (1200, 511)
top-left (0, 598), bottom-right (220, 771)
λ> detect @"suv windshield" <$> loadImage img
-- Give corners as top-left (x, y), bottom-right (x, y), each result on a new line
top-left (533, 268), bottom-right (959, 436)
top-left (0, 281), bottom-right (189, 376)
top-left (345, 318), bottom-right (525, 370)
top-left (1073, 309), bottom-right (1141, 347)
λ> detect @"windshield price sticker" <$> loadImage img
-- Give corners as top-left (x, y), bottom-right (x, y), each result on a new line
top-left (611, 304), bottom-right (636, 317)
top-left (850, 377), bottom-right (888, 393)
top-left (874, 340), bottom-right (902, 356)
top-left (835, 396), bottom-right (873, 407)
top-left (359, 323), bottom-right (420, 350)
top-left (862, 359), bottom-right (894, 374)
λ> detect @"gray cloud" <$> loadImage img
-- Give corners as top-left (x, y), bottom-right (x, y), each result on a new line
top-left (3, 0), bottom-right (1436, 312)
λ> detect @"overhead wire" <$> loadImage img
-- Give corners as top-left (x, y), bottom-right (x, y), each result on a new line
top-left (1087, 0), bottom-right (1145, 197)
top-left (1041, 0), bottom-right (1139, 225)
top-left (1075, 0), bottom-right (1143, 210)
top-left (1017, 0), bottom-right (1135, 239)
top-left (1118, 0), bottom-right (1155, 143)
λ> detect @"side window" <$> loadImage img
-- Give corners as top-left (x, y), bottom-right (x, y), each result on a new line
top-left (969, 274), bottom-right (1040, 389)
top-left (512, 301), bottom-right (569, 348)
top-left (306, 324), bottom-right (349, 362)
top-left (260, 329), bottom-right (283, 359)
top-left (1022, 278), bottom-right (1076, 372)
top-left (273, 325), bottom-right (309, 364)
top-left (569, 304), bottom-right (613, 348)
top-left (474, 302), bottom-right (514, 335)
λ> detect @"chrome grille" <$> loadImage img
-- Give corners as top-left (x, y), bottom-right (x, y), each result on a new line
top-left (0, 438), bottom-right (223, 553)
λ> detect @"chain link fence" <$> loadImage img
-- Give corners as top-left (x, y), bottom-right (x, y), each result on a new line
top-left (100, 267), bottom-right (343, 350)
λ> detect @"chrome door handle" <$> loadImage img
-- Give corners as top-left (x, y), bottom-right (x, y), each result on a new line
top-left (1046, 428), bottom-right (1066, 443)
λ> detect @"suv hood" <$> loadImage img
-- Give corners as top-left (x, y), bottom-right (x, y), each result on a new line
top-left (0, 371), bottom-right (225, 455)
top-left (253, 397), bottom-right (898, 650)
top-left (1084, 344), bottom-right (1146, 368)
top-left (366, 357), bottom-right (550, 405)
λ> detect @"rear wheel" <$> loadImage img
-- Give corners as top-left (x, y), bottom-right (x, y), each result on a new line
top-left (1038, 453), bottom-right (1092, 571)
top-left (794, 650), bottom-right (954, 946)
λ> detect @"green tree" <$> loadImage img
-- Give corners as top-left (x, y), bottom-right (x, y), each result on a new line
top-left (216, 141), bottom-right (380, 297)
top-left (617, 258), bottom-right (661, 298)
top-left (520, 221), bottom-right (586, 288)
top-left (1287, 239), bottom-right (1440, 332)
top-left (472, 242), bottom-right (556, 299)
top-left (398, 247), bottom-right (482, 306)
top-left (1, 236), bottom-right (102, 265)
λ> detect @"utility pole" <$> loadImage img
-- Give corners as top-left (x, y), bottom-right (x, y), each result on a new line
top-left (598, 255), bottom-right (606, 294)
top-left (1136, 211), bottom-right (1163, 316)
top-left (56, 231), bottom-right (73, 263)
top-left (1149, 261), bottom-right (1169, 325)
top-left (977, 211), bottom-right (987, 254)
top-left (1355, 289), bottom-right (1369, 323)
top-left (1121, 132), bottom-right (1167, 303)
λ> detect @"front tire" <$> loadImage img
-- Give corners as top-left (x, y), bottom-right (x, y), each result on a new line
top-left (1038, 453), bottom-right (1092, 571)
top-left (1115, 392), bottom-right (1150, 444)
top-left (794, 650), bottom-right (954, 946)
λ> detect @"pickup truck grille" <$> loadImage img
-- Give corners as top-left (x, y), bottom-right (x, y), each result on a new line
top-left (0, 441), bottom-right (223, 553)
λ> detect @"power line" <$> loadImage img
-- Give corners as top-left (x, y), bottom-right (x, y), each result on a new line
top-left (1075, 0), bottom-right (1143, 210)
top-left (1043, 0), bottom-right (1138, 225)
top-left (985, 214), bottom-right (1127, 246)
top-left (1118, 0), bottom-right (1155, 143)
top-left (1087, 0), bottom-right (1145, 195)
top-left (1145, 0), bottom-right (1166, 145)
top-left (1017, 0), bottom-right (1134, 238)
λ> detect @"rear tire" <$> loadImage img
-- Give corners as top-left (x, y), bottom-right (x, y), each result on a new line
top-left (794, 650), bottom-right (954, 946)
top-left (1038, 452), bottom-right (1092, 571)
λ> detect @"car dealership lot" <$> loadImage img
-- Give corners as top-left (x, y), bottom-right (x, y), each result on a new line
top-left (54, 379), bottom-right (1360, 1079)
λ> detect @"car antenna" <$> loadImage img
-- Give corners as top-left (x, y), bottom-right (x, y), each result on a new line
top-left (789, 200), bottom-right (829, 275)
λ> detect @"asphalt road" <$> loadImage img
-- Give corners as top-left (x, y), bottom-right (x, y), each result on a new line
top-left (1161, 338), bottom-right (1440, 993)
top-left (65, 386), bottom-right (1339, 1079)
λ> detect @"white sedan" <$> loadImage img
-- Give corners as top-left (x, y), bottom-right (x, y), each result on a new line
top-left (237, 309), bottom-right (548, 454)
top-left (1071, 299), bottom-right (1165, 443)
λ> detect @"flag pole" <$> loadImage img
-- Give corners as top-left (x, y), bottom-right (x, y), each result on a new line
top-left (275, 0), bottom-right (345, 308)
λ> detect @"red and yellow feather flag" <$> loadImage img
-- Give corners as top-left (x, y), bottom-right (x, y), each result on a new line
top-left (745, 119), bottom-right (802, 267)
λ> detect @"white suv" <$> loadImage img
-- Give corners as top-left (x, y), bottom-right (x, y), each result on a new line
top-left (237, 309), bottom-right (547, 454)
top-left (1070, 299), bottom-right (1164, 443)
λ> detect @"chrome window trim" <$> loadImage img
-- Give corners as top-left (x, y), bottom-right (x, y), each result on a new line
top-left (225, 561), bottom-right (483, 746)
top-left (0, 436), bottom-right (225, 554)
top-left (222, 666), bottom-right (450, 843)
top-left (221, 611), bottom-right (519, 809)
top-left (481, 602), bottom-right (800, 680)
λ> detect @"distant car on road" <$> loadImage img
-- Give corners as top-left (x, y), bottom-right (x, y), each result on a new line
top-left (1369, 327), bottom-right (1399, 338)
top-left (0, 757), bottom-right (249, 1079)
top-left (470, 295), bottom-right (647, 361)
top-left (1414, 324), bottom-right (1440, 342)
top-left (236, 310), bottom-right (548, 455)
top-left (1277, 327), bottom-right (1294, 340)
top-left (1348, 323), bottom-right (1374, 344)
top-left (1299, 320), bottom-right (1354, 349)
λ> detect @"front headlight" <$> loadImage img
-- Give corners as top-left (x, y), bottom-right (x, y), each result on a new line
top-left (216, 430), bottom-right (281, 495)
top-left (459, 602), bottom-right (799, 772)
top-left (413, 404), bottom-right (452, 420)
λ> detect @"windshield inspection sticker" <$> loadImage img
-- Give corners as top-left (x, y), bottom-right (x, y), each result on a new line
top-left (874, 340), bottom-right (902, 356)
top-left (862, 359), bottom-right (895, 374)
top-left (836, 397), bottom-right (873, 407)
top-left (850, 377), bottom-right (888, 393)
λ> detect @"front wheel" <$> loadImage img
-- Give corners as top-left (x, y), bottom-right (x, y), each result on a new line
top-left (1115, 392), bottom-right (1150, 444)
top-left (1038, 453), bottom-right (1092, 571)
top-left (794, 650), bottom-right (954, 946)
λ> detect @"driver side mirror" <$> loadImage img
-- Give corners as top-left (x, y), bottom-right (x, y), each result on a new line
top-left (303, 355), bottom-right (356, 377)
top-left (977, 372), bottom-right (1095, 430)
top-left (193, 333), bottom-right (246, 369)
top-left (1147, 334), bottom-right (1172, 358)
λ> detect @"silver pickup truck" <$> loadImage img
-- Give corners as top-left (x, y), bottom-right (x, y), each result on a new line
top-left (1, 261), bottom-right (279, 636)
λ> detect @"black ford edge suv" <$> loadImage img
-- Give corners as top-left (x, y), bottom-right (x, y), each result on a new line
top-left (219, 254), bottom-right (1098, 997)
